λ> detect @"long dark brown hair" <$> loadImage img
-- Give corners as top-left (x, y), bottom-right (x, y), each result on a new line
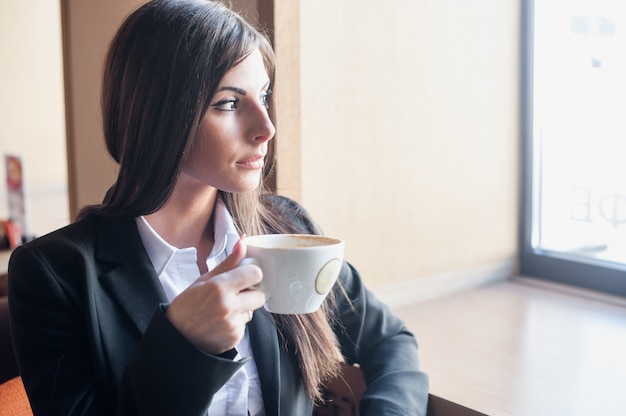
top-left (79, 0), bottom-right (343, 402)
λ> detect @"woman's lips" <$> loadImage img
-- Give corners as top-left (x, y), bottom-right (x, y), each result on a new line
top-left (236, 154), bottom-right (265, 169)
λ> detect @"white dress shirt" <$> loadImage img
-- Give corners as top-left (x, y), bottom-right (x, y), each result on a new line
top-left (135, 197), bottom-right (265, 415)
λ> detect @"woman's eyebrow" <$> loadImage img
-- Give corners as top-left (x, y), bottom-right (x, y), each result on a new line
top-left (217, 81), bottom-right (271, 95)
top-left (217, 86), bottom-right (247, 95)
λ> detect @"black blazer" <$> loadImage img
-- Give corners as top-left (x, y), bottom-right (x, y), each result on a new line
top-left (9, 197), bottom-right (428, 415)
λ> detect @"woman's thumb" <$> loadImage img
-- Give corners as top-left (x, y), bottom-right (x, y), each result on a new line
top-left (206, 235), bottom-right (247, 278)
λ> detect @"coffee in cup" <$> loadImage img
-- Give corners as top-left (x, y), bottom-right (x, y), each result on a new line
top-left (243, 234), bottom-right (344, 314)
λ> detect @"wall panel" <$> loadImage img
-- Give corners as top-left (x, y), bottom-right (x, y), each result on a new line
top-left (297, 0), bottom-right (520, 288)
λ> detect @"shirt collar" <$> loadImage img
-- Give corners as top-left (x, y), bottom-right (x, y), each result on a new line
top-left (135, 196), bottom-right (240, 277)
top-left (211, 196), bottom-right (240, 261)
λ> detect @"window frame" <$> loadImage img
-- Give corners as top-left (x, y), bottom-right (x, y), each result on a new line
top-left (519, 0), bottom-right (626, 298)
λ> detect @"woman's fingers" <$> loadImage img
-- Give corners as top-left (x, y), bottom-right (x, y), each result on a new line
top-left (165, 235), bottom-right (265, 354)
top-left (167, 274), bottom-right (264, 353)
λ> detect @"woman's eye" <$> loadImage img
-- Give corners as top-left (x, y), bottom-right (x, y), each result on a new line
top-left (261, 89), bottom-right (272, 108)
top-left (212, 99), bottom-right (238, 111)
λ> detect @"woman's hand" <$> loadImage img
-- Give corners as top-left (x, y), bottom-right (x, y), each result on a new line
top-left (165, 237), bottom-right (265, 355)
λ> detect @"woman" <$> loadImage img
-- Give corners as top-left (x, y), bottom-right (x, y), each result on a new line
top-left (8, 1), bottom-right (428, 414)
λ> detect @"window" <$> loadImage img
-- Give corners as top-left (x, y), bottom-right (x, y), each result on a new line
top-left (521, 0), bottom-right (626, 297)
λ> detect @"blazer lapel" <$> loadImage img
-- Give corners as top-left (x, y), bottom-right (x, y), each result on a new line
top-left (248, 309), bottom-right (281, 415)
top-left (95, 216), bottom-right (167, 334)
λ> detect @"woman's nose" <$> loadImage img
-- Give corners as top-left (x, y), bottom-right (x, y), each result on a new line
top-left (251, 103), bottom-right (275, 143)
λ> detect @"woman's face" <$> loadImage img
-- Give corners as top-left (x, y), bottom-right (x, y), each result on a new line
top-left (183, 48), bottom-right (275, 193)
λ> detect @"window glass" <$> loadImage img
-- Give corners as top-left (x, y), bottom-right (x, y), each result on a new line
top-left (532, 0), bottom-right (626, 268)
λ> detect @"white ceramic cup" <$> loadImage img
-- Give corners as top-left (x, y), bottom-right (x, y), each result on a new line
top-left (243, 234), bottom-right (344, 314)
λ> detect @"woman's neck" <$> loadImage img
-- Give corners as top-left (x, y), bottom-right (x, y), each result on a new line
top-left (144, 174), bottom-right (218, 273)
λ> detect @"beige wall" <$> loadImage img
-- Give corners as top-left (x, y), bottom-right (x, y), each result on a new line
top-left (287, 0), bottom-right (521, 288)
top-left (0, 0), bottom-right (69, 237)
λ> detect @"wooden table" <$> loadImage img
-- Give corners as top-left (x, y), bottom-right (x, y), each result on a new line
top-left (392, 277), bottom-right (626, 416)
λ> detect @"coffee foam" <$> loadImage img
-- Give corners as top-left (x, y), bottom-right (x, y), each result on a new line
top-left (246, 234), bottom-right (341, 250)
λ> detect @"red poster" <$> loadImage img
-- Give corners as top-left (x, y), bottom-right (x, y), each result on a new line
top-left (5, 155), bottom-right (26, 247)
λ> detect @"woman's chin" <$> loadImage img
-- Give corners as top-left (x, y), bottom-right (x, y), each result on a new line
top-left (221, 178), bottom-right (262, 194)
